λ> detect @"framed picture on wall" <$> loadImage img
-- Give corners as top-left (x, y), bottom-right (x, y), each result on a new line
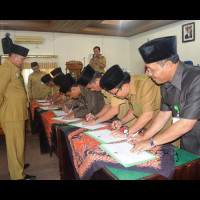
top-left (182, 22), bottom-right (195, 43)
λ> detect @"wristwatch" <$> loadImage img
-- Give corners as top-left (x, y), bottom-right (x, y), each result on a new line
top-left (150, 137), bottom-right (155, 147)
top-left (94, 117), bottom-right (99, 123)
top-left (123, 129), bottom-right (129, 136)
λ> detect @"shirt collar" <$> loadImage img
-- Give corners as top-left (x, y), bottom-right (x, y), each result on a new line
top-left (169, 61), bottom-right (184, 91)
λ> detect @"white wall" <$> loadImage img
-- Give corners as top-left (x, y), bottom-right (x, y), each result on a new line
top-left (0, 30), bottom-right (130, 73)
top-left (1, 20), bottom-right (200, 75)
top-left (129, 20), bottom-right (200, 74)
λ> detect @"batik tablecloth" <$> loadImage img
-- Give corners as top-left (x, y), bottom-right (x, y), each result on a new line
top-left (61, 125), bottom-right (175, 180)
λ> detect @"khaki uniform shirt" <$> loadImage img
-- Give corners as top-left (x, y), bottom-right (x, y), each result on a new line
top-left (0, 59), bottom-right (29, 122)
top-left (67, 86), bottom-right (105, 118)
top-left (51, 85), bottom-right (60, 97)
top-left (127, 74), bottom-right (172, 133)
top-left (101, 89), bottom-right (131, 122)
top-left (89, 55), bottom-right (106, 73)
top-left (28, 71), bottom-right (51, 100)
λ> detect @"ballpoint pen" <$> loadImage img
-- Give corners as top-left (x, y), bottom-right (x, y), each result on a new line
top-left (68, 106), bottom-right (74, 114)
top-left (86, 110), bottom-right (93, 122)
top-left (127, 128), bottom-right (143, 142)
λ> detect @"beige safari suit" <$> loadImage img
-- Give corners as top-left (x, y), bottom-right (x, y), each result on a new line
top-left (0, 59), bottom-right (29, 180)
top-left (127, 74), bottom-right (172, 135)
top-left (89, 55), bottom-right (106, 73)
top-left (28, 71), bottom-right (51, 101)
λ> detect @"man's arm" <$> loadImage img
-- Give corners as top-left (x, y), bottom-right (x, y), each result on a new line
top-left (0, 67), bottom-right (10, 107)
top-left (131, 118), bottom-right (197, 154)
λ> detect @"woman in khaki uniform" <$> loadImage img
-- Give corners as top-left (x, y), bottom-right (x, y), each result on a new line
top-left (100, 65), bottom-right (174, 144)
top-left (0, 44), bottom-right (35, 180)
top-left (28, 62), bottom-right (51, 101)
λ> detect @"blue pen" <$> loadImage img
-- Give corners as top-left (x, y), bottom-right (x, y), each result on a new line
top-left (52, 97), bottom-right (54, 102)
top-left (68, 106), bottom-right (74, 114)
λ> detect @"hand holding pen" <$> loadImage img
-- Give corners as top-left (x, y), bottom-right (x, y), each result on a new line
top-left (68, 105), bottom-right (74, 115)
top-left (86, 110), bottom-right (94, 122)
top-left (127, 128), bottom-right (143, 143)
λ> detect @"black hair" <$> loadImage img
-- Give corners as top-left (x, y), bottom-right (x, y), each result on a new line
top-left (157, 54), bottom-right (179, 67)
top-left (89, 71), bottom-right (102, 84)
top-left (93, 46), bottom-right (100, 51)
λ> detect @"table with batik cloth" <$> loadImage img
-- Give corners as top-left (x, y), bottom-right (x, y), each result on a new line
top-left (56, 125), bottom-right (200, 180)
top-left (29, 102), bottom-right (72, 155)
top-left (29, 102), bottom-right (200, 180)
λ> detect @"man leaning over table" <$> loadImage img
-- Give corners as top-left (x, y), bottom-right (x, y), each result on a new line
top-left (130, 36), bottom-right (200, 156)
top-left (100, 64), bottom-right (176, 147)
top-left (59, 73), bottom-right (105, 119)
top-left (77, 65), bottom-right (134, 127)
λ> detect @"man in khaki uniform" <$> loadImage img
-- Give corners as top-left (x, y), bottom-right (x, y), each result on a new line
top-left (59, 73), bottom-right (105, 119)
top-left (89, 46), bottom-right (106, 74)
top-left (28, 62), bottom-right (51, 101)
top-left (41, 73), bottom-right (60, 99)
top-left (77, 65), bottom-right (134, 127)
top-left (100, 65), bottom-right (173, 142)
top-left (0, 44), bottom-right (36, 180)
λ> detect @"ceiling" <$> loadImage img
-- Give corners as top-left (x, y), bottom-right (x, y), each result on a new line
top-left (0, 20), bottom-right (181, 37)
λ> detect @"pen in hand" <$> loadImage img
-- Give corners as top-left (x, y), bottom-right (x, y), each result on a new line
top-left (86, 110), bottom-right (93, 122)
top-left (68, 106), bottom-right (74, 114)
top-left (127, 128), bottom-right (143, 142)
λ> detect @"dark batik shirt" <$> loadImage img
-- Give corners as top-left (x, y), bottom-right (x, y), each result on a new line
top-left (160, 61), bottom-right (200, 155)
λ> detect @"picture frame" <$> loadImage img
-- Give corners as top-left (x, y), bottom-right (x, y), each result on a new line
top-left (182, 22), bottom-right (195, 43)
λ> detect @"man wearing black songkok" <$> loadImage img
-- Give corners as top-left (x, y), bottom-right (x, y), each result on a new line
top-left (131, 36), bottom-right (200, 156)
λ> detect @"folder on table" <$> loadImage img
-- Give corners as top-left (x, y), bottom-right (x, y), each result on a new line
top-left (100, 142), bottom-right (158, 168)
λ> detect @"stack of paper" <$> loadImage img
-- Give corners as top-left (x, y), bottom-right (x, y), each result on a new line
top-left (36, 100), bottom-right (47, 103)
top-left (52, 110), bottom-right (68, 116)
top-left (100, 142), bottom-right (158, 168)
top-left (84, 129), bottom-right (126, 144)
top-left (71, 121), bottom-right (108, 130)
top-left (39, 107), bottom-right (59, 110)
top-left (51, 116), bottom-right (83, 123)
top-left (38, 103), bottom-right (50, 106)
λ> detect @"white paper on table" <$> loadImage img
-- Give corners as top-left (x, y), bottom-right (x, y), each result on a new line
top-left (100, 142), bottom-right (158, 168)
top-left (39, 107), bottom-right (59, 110)
top-left (36, 99), bottom-right (47, 103)
top-left (51, 116), bottom-right (83, 123)
top-left (38, 103), bottom-right (50, 106)
top-left (71, 121), bottom-right (107, 130)
top-left (84, 129), bottom-right (126, 144)
top-left (52, 110), bottom-right (68, 116)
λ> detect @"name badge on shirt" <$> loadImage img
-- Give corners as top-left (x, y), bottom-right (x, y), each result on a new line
top-left (173, 105), bottom-right (180, 124)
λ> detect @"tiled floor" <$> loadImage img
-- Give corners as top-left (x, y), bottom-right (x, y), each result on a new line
top-left (0, 125), bottom-right (60, 180)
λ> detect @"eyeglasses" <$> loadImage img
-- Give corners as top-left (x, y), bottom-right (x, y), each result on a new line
top-left (110, 87), bottom-right (121, 96)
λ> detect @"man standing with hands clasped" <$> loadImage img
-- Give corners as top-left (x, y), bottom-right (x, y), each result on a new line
top-left (131, 36), bottom-right (200, 156)
top-left (0, 44), bottom-right (36, 180)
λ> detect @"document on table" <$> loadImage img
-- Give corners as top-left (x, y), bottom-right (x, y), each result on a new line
top-left (100, 142), bottom-right (158, 168)
top-left (71, 121), bottom-right (108, 130)
top-left (84, 129), bottom-right (126, 144)
top-left (36, 100), bottom-right (47, 103)
top-left (39, 106), bottom-right (59, 110)
top-left (51, 116), bottom-right (83, 123)
top-left (52, 110), bottom-right (68, 116)
top-left (38, 103), bottom-right (50, 106)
